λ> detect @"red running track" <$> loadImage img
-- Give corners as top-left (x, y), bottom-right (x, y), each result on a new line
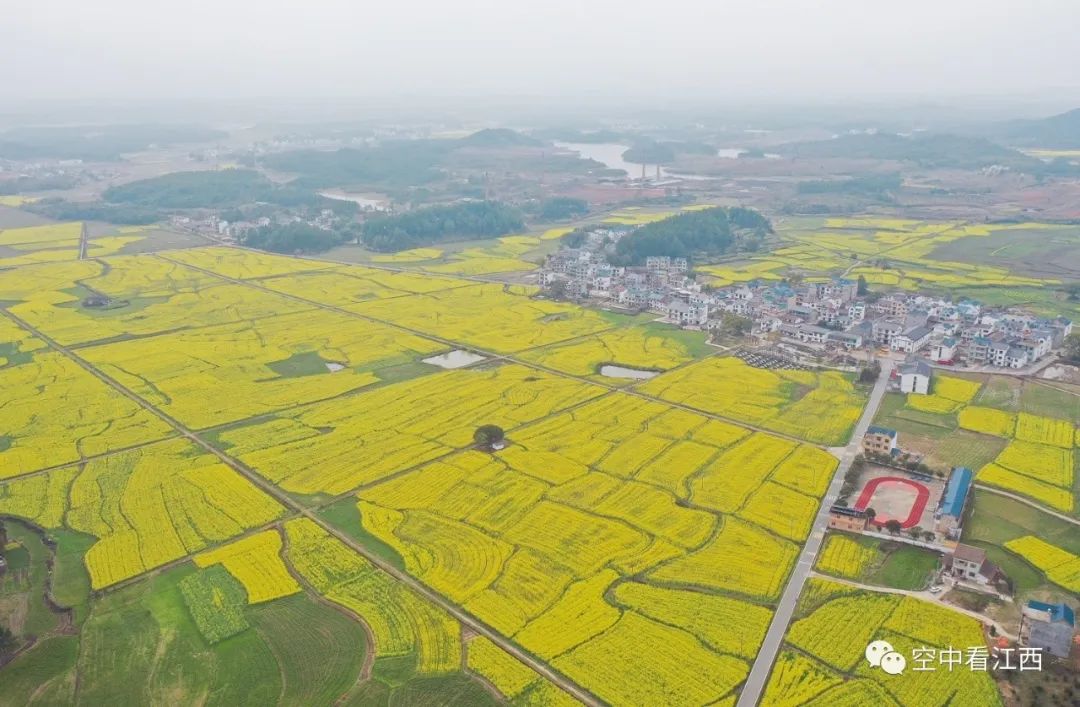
top-left (853, 476), bottom-right (930, 529)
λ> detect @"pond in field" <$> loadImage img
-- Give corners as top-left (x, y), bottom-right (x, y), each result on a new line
top-left (599, 365), bottom-right (660, 380)
top-left (423, 350), bottom-right (487, 369)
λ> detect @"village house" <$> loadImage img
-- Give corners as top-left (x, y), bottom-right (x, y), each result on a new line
top-left (945, 544), bottom-right (1001, 586)
top-left (898, 359), bottom-right (932, 394)
top-left (1020, 601), bottom-right (1076, 659)
top-left (862, 426), bottom-right (898, 456)
top-left (827, 506), bottom-right (869, 532)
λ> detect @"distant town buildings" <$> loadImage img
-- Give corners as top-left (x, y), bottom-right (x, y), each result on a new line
top-left (540, 231), bottom-right (1072, 371)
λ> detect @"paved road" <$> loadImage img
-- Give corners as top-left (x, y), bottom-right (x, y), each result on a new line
top-left (77, 222), bottom-right (89, 260)
top-left (737, 359), bottom-right (895, 707)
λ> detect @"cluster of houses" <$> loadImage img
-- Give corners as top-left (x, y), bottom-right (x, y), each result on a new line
top-left (169, 209), bottom-right (341, 243)
top-left (541, 242), bottom-right (1072, 370)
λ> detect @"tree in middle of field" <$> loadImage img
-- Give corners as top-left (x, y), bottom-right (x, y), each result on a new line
top-left (473, 424), bottom-right (506, 450)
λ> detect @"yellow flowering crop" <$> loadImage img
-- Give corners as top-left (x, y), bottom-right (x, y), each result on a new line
top-left (641, 357), bottom-right (866, 445)
top-left (350, 283), bottom-right (615, 353)
top-left (1013, 412), bottom-right (1075, 448)
top-left (0, 352), bottom-right (172, 479)
top-left (82, 309), bottom-right (445, 429)
top-left (1004, 536), bottom-right (1080, 593)
top-left (816, 535), bottom-right (877, 579)
top-left (283, 518), bottom-right (461, 675)
top-left (957, 406), bottom-right (1015, 437)
top-left (194, 529), bottom-right (301, 603)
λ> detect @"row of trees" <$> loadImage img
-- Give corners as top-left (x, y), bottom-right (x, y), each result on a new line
top-left (361, 201), bottom-right (524, 251)
top-left (241, 222), bottom-right (358, 254)
top-left (610, 206), bottom-right (771, 265)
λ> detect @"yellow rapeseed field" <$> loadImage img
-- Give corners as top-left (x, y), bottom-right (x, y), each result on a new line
top-left (284, 518), bottom-right (461, 674)
top-left (0, 352), bottom-right (172, 479)
top-left (219, 364), bottom-right (601, 494)
top-left (520, 325), bottom-right (699, 378)
top-left (1004, 536), bottom-right (1080, 593)
top-left (82, 309), bottom-right (446, 429)
top-left (0, 439), bottom-right (285, 588)
top-left (957, 406), bottom-right (1016, 437)
top-left (163, 246), bottom-right (336, 279)
top-left (640, 357), bottom-right (865, 445)
top-left (350, 283), bottom-right (615, 353)
top-left (194, 529), bottom-right (301, 603)
top-left (816, 535), bottom-right (876, 578)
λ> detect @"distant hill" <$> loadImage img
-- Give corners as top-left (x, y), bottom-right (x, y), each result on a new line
top-left (0, 124), bottom-right (225, 161)
top-left (459, 128), bottom-right (541, 148)
top-left (776, 132), bottom-right (1058, 173)
top-left (995, 108), bottom-right (1080, 148)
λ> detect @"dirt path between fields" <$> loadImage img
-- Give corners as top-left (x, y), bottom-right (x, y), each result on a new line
top-left (0, 307), bottom-right (601, 707)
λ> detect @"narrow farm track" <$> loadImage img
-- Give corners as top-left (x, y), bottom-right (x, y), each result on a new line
top-left (737, 358), bottom-right (895, 707)
top-left (0, 307), bottom-right (603, 707)
top-left (807, 572), bottom-right (1018, 640)
top-left (974, 484), bottom-right (1080, 527)
top-left (154, 251), bottom-right (821, 448)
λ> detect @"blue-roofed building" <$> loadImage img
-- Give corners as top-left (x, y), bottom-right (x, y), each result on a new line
top-left (934, 467), bottom-right (972, 539)
top-left (1022, 601), bottom-right (1076, 658)
top-left (862, 426), bottom-right (898, 456)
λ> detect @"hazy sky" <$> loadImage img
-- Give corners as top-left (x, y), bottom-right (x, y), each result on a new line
top-left (6, 0), bottom-right (1080, 104)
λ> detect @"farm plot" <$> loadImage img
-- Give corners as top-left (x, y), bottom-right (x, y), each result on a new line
top-left (194, 529), bottom-right (301, 603)
top-left (519, 324), bottom-right (706, 379)
top-left (0, 253), bottom-right (312, 346)
top-left (466, 636), bottom-right (579, 705)
top-left (815, 534), bottom-right (877, 579)
top-left (640, 356), bottom-right (866, 445)
top-left (419, 235), bottom-right (541, 276)
top-left (163, 246), bottom-right (337, 279)
top-left (214, 363), bottom-right (602, 495)
top-left (977, 439), bottom-right (1075, 513)
top-left (283, 518), bottom-right (461, 675)
top-left (1003, 536), bottom-right (1080, 594)
top-left (81, 309), bottom-right (446, 429)
top-left (905, 374), bottom-right (982, 415)
top-left (770, 584), bottom-right (1002, 707)
top-left (256, 264), bottom-right (470, 306)
top-left (349, 283), bottom-right (615, 353)
top-left (0, 351), bottom-right (173, 479)
top-left (0, 316), bottom-right (47, 367)
top-left (0, 439), bottom-right (285, 588)
top-left (334, 394), bottom-right (834, 705)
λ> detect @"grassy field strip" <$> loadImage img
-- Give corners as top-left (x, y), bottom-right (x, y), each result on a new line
top-left (155, 249), bottom-right (825, 447)
top-left (0, 306), bottom-right (604, 707)
top-left (974, 483), bottom-right (1080, 527)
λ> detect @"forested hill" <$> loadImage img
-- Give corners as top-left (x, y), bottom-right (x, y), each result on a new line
top-left (361, 201), bottom-right (524, 251)
top-left (775, 132), bottom-right (1073, 175)
top-left (611, 206), bottom-right (771, 265)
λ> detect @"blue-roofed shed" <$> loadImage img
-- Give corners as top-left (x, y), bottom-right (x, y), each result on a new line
top-left (940, 467), bottom-right (972, 519)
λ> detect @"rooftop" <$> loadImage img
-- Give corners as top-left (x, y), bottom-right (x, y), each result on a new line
top-left (1026, 601), bottom-right (1076, 627)
top-left (939, 467), bottom-right (973, 518)
top-left (866, 425), bottom-right (898, 439)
